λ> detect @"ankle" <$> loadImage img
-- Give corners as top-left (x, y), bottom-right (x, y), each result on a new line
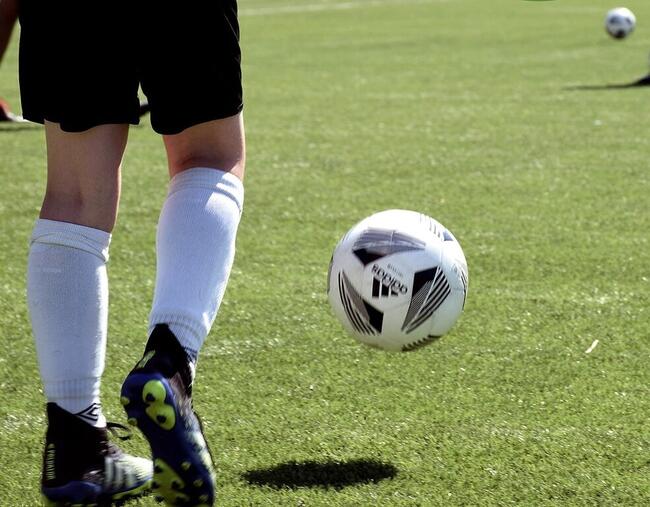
top-left (142, 324), bottom-right (195, 393)
top-left (43, 404), bottom-right (107, 486)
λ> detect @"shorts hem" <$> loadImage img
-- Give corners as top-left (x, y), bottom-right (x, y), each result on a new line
top-left (22, 113), bottom-right (141, 133)
top-left (151, 103), bottom-right (244, 136)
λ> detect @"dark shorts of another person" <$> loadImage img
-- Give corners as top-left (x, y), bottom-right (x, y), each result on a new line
top-left (18, 1), bottom-right (243, 135)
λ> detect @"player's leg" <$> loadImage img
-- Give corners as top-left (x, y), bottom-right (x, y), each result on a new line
top-left (121, 3), bottom-right (244, 502)
top-left (0, 0), bottom-right (18, 64)
top-left (29, 124), bottom-right (152, 505)
top-left (163, 113), bottom-right (245, 179)
top-left (30, 123), bottom-right (124, 427)
top-left (19, 2), bottom-right (152, 503)
top-left (40, 122), bottom-right (125, 231)
top-left (0, 0), bottom-right (20, 122)
top-left (152, 112), bottom-right (245, 356)
top-left (122, 114), bottom-right (245, 507)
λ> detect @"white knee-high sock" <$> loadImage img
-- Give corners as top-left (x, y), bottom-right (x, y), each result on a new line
top-left (27, 219), bottom-right (110, 427)
top-left (149, 168), bottom-right (244, 361)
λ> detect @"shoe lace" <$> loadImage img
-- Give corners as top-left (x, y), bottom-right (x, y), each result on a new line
top-left (106, 421), bottom-right (132, 441)
top-left (102, 423), bottom-right (131, 461)
top-left (103, 423), bottom-right (149, 490)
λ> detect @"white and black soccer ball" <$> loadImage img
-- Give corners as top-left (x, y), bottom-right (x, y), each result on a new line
top-left (327, 209), bottom-right (468, 352)
top-left (605, 7), bottom-right (636, 39)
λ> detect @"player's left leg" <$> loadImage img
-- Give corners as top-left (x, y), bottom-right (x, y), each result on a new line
top-left (30, 122), bottom-right (125, 425)
top-left (19, 1), bottom-right (152, 502)
top-left (31, 123), bottom-right (153, 506)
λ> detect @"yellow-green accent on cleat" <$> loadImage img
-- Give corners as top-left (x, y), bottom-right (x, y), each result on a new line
top-left (152, 458), bottom-right (189, 504)
top-left (142, 380), bottom-right (176, 430)
top-left (112, 479), bottom-right (152, 500)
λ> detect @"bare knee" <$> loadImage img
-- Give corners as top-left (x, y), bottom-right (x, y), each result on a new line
top-left (42, 122), bottom-right (127, 232)
top-left (163, 113), bottom-right (246, 180)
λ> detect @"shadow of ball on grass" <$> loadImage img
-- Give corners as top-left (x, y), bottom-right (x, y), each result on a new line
top-left (242, 458), bottom-right (398, 490)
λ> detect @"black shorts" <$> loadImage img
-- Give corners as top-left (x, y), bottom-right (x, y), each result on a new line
top-left (18, 1), bottom-right (243, 135)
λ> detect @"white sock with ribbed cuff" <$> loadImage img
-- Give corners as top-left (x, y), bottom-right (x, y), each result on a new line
top-left (27, 219), bottom-right (110, 428)
top-left (149, 168), bottom-right (244, 363)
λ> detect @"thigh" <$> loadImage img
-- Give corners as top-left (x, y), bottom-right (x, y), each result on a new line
top-left (138, 0), bottom-right (243, 135)
top-left (19, 1), bottom-right (140, 132)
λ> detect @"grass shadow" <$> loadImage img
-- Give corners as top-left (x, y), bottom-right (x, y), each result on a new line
top-left (566, 74), bottom-right (650, 91)
top-left (0, 123), bottom-right (42, 132)
top-left (242, 458), bottom-right (398, 490)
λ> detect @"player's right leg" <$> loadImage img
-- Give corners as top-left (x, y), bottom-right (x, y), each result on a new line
top-left (121, 114), bottom-right (245, 506)
top-left (121, 2), bottom-right (245, 503)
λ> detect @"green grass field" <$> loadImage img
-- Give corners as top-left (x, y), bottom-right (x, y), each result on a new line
top-left (1, 0), bottom-right (650, 505)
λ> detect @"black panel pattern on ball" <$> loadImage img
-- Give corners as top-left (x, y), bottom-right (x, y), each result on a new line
top-left (401, 267), bottom-right (451, 333)
top-left (418, 214), bottom-right (444, 241)
top-left (402, 334), bottom-right (442, 352)
top-left (372, 277), bottom-right (400, 298)
top-left (338, 271), bottom-right (384, 335)
top-left (418, 214), bottom-right (456, 242)
top-left (458, 265), bottom-right (468, 309)
top-left (352, 228), bottom-right (425, 266)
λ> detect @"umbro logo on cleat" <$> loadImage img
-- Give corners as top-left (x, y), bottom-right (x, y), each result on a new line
top-left (75, 403), bottom-right (102, 424)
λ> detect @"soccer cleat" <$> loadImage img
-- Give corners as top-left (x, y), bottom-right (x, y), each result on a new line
top-left (41, 403), bottom-right (153, 506)
top-left (120, 324), bottom-right (216, 506)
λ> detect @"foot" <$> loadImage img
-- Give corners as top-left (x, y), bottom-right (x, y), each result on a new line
top-left (41, 403), bottom-right (153, 506)
top-left (120, 324), bottom-right (216, 506)
top-left (0, 98), bottom-right (28, 122)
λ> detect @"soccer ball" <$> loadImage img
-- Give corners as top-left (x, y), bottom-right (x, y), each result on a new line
top-left (605, 7), bottom-right (636, 39)
top-left (327, 209), bottom-right (468, 352)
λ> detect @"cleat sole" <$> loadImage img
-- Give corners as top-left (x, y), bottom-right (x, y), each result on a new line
top-left (142, 380), bottom-right (176, 430)
top-left (43, 478), bottom-right (150, 506)
top-left (121, 372), bottom-right (215, 506)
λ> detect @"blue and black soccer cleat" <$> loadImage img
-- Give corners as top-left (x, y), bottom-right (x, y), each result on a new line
top-left (41, 403), bottom-right (152, 506)
top-left (120, 324), bottom-right (216, 506)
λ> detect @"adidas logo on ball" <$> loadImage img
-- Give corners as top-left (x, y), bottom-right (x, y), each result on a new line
top-left (371, 264), bottom-right (408, 298)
